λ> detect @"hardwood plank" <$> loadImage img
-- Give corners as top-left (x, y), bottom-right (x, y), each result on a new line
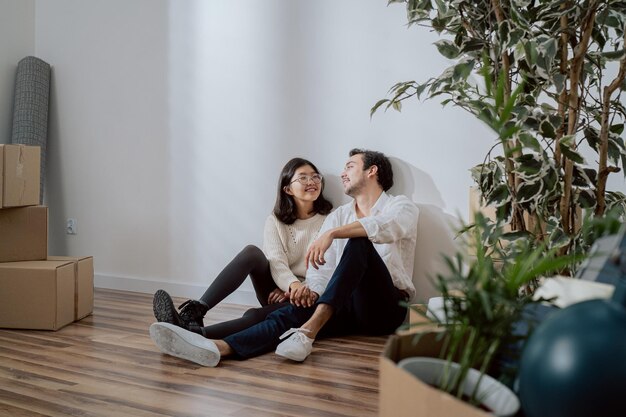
top-left (0, 288), bottom-right (388, 417)
top-left (0, 401), bottom-right (51, 417)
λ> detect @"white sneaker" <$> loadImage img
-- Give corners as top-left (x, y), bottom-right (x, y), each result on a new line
top-left (275, 328), bottom-right (314, 362)
top-left (149, 322), bottom-right (220, 367)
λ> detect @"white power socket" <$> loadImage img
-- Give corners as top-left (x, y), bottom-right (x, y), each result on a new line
top-left (66, 218), bottom-right (77, 235)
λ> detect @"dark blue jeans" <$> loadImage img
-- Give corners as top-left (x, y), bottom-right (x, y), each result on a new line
top-left (223, 237), bottom-right (408, 358)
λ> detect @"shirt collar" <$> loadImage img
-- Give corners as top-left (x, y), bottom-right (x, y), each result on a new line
top-left (371, 191), bottom-right (390, 214)
top-left (351, 191), bottom-right (390, 216)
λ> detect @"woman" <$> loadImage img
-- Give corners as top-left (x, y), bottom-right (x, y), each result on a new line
top-left (152, 157), bottom-right (333, 339)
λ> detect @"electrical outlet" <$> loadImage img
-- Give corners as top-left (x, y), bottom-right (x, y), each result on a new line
top-left (66, 218), bottom-right (77, 235)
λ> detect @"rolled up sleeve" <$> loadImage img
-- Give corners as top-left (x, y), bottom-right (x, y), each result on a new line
top-left (359, 197), bottom-right (419, 244)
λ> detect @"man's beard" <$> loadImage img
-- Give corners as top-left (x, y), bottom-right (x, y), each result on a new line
top-left (344, 178), bottom-right (364, 197)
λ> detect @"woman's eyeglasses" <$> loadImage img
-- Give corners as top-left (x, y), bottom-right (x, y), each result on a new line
top-left (291, 174), bottom-right (323, 185)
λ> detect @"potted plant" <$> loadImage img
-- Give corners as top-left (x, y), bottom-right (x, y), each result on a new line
top-left (373, 0), bottom-right (626, 265)
top-left (397, 356), bottom-right (520, 416)
top-left (371, 2), bottom-right (625, 413)
top-left (399, 213), bottom-right (580, 415)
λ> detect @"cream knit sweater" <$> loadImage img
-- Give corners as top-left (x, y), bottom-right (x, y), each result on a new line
top-left (262, 213), bottom-right (326, 292)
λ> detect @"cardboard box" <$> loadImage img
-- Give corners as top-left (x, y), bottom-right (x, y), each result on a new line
top-left (409, 304), bottom-right (428, 326)
top-left (0, 206), bottom-right (48, 262)
top-left (48, 256), bottom-right (94, 320)
top-left (379, 332), bottom-right (490, 417)
top-left (397, 304), bottom-right (440, 335)
top-left (0, 144), bottom-right (40, 208)
top-left (0, 260), bottom-right (75, 330)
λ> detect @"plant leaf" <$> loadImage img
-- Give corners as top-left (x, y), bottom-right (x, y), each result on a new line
top-left (517, 180), bottom-right (542, 203)
top-left (603, 49), bottom-right (626, 61)
top-left (486, 184), bottom-right (510, 206)
top-left (435, 39), bottom-right (461, 59)
top-left (559, 135), bottom-right (585, 164)
top-left (609, 124), bottom-right (624, 135)
top-left (453, 59), bottom-right (475, 81)
top-left (370, 99), bottom-right (389, 117)
top-left (518, 132), bottom-right (541, 152)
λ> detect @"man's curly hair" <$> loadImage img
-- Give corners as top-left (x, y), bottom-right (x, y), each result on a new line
top-left (349, 148), bottom-right (393, 191)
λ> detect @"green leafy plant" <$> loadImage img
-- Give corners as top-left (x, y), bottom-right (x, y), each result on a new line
top-left (411, 213), bottom-right (581, 405)
top-left (374, 0), bottom-right (626, 263)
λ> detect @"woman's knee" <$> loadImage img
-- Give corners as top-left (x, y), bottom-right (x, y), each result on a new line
top-left (242, 307), bottom-right (268, 322)
top-left (237, 244), bottom-right (265, 261)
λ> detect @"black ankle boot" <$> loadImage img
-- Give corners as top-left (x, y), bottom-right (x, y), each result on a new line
top-left (153, 290), bottom-right (205, 334)
top-left (178, 299), bottom-right (209, 328)
top-left (153, 289), bottom-right (183, 325)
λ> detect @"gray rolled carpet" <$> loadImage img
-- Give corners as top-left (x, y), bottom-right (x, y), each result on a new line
top-left (11, 56), bottom-right (51, 204)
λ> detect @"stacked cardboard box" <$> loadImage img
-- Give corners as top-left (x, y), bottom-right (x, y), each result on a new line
top-left (0, 144), bottom-right (94, 330)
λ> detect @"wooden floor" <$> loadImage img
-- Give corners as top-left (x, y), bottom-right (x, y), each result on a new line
top-left (0, 289), bottom-right (388, 417)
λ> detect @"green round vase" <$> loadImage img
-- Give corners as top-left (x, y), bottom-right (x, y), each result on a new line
top-left (518, 279), bottom-right (626, 417)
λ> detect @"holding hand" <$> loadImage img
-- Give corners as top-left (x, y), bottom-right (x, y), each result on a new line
top-left (289, 282), bottom-right (319, 307)
top-left (268, 288), bottom-right (288, 304)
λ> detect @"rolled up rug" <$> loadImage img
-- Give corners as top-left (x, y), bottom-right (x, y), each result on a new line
top-left (11, 56), bottom-right (51, 203)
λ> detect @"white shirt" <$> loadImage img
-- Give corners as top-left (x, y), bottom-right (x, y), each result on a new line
top-left (305, 192), bottom-right (419, 299)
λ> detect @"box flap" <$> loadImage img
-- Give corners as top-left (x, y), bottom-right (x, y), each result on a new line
top-left (48, 255), bottom-right (93, 262)
top-left (0, 260), bottom-right (73, 270)
top-left (384, 332), bottom-right (446, 363)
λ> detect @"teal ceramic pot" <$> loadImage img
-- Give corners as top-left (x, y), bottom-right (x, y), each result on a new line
top-left (518, 280), bottom-right (626, 417)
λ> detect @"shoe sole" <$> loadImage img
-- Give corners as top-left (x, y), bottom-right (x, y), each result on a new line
top-left (149, 322), bottom-right (220, 367)
top-left (153, 290), bottom-right (180, 325)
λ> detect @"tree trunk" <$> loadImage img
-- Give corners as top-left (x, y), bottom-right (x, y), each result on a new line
top-left (491, 0), bottom-right (526, 232)
top-left (554, 4), bottom-right (570, 168)
top-left (559, 2), bottom-right (598, 235)
top-left (595, 31), bottom-right (626, 216)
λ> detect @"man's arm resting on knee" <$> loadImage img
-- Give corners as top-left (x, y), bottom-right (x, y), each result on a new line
top-left (306, 221), bottom-right (367, 269)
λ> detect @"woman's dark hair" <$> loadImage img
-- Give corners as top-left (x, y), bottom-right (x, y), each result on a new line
top-left (349, 148), bottom-right (394, 191)
top-left (273, 157), bottom-right (333, 225)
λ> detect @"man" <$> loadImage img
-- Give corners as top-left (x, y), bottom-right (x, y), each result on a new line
top-left (149, 149), bottom-right (419, 366)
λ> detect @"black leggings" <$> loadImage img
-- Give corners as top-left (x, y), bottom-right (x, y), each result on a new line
top-left (199, 245), bottom-right (289, 339)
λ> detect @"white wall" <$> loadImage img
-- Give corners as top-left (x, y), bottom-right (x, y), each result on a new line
top-left (0, 0), bottom-right (35, 143)
top-left (32, 1), bottom-right (624, 304)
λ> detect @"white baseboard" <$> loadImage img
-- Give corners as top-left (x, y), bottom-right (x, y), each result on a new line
top-left (94, 273), bottom-right (258, 306)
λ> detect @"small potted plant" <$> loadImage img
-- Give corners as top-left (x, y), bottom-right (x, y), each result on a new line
top-left (401, 213), bottom-right (580, 416)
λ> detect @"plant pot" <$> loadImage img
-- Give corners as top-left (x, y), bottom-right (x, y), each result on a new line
top-left (397, 357), bottom-right (520, 417)
top-left (517, 276), bottom-right (626, 417)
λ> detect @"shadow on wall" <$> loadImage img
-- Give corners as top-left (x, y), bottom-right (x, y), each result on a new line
top-left (389, 157), bottom-right (462, 302)
top-left (389, 157), bottom-right (445, 208)
top-left (322, 174), bottom-right (350, 208)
